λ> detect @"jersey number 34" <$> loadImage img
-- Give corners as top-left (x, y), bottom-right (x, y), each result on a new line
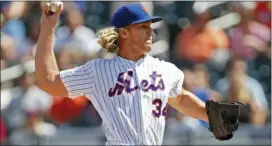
top-left (152, 98), bottom-right (167, 118)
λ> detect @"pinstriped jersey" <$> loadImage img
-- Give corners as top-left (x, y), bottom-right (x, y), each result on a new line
top-left (59, 54), bottom-right (184, 145)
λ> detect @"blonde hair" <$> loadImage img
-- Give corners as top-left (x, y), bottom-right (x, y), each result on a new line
top-left (97, 27), bottom-right (120, 53)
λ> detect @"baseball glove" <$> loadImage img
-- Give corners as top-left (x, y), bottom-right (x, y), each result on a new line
top-left (205, 100), bottom-right (250, 141)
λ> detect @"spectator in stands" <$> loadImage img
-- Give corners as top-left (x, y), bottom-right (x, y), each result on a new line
top-left (17, 18), bottom-right (40, 58)
top-left (1, 35), bottom-right (19, 67)
top-left (1, 70), bottom-right (52, 145)
top-left (56, 47), bottom-right (78, 70)
top-left (175, 10), bottom-right (229, 63)
top-left (0, 60), bottom-right (6, 70)
top-left (181, 68), bottom-right (194, 91)
top-left (253, 1), bottom-right (271, 30)
top-left (179, 65), bottom-right (221, 128)
top-left (215, 57), bottom-right (269, 126)
top-left (1, 2), bottom-right (27, 43)
top-left (252, 41), bottom-right (271, 109)
top-left (191, 64), bottom-right (221, 102)
top-left (0, 117), bottom-right (6, 144)
top-left (1, 13), bottom-right (6, 70)
top-left (229, 3), bottom-right (271, 60)
top-left (0, 13), bottom-right (5, 30)
top-left (55, 8), bottom-right (96, 54)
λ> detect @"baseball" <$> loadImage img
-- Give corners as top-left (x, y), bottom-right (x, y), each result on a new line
top-left (42, 1), bottom-right (62, 13)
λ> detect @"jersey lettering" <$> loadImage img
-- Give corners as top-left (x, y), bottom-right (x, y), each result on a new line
top-left (141, 71), bottom-right (165, 92)
top-left (108, 71), bottom-right (165, 97)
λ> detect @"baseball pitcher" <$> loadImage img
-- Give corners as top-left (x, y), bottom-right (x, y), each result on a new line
top-left (35, 2), bottom-right (249, 145)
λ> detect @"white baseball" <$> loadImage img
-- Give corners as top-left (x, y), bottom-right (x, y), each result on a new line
top-left (46, 1), bottom-right (62, 13)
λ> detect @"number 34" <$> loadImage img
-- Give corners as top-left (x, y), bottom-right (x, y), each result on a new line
top-left (152, 98), bottom-right (167, 118)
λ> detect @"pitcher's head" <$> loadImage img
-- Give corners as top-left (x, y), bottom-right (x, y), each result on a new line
top-left (97, 3), bottom-right (162, 54)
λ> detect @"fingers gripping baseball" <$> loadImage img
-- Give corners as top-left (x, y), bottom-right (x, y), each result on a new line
top-left (41, 1), bottom-right (63, 28)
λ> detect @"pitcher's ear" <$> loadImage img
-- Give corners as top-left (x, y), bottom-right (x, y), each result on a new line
top-left (119, 27), bottom-right (130, 39)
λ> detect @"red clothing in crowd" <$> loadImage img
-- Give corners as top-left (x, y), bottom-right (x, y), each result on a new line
top-left (0, 117), bottom-right (6, 143)
top-left (254, 1), bottom-right (271, 29)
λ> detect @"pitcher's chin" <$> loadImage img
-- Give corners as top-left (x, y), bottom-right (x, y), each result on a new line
top-left (144, 47), bottom-right (152, 53)
top-left (144, 44), bottom-right (152, 52)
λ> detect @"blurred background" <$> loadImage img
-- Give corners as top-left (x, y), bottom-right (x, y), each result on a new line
top-left (0, 1), bottom-right (271, 145)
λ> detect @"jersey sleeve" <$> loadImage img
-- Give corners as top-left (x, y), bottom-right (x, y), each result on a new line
top-left (167, 63), bottom-right (184, 98)
top-left (59, 61), bottom-right (95, 99)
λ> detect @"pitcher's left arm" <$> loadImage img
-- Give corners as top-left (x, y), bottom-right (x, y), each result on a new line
top-left (168, 89), bottom-right (208, 122)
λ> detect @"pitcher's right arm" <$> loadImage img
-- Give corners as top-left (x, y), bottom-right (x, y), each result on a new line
top-left (35, 2), bottom-right (68, 96)
top-left (35, 2), bottom-right (95, 98)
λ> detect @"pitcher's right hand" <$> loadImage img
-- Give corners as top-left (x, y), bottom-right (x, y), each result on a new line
top-left (40, 1), bottom-right (63, 29)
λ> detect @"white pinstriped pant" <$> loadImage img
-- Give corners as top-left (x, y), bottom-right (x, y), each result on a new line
top-left (106, 140), bottom-right (146, 145)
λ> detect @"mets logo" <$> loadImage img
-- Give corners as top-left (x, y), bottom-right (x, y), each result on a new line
top-left (108, 70), bottom-right (165, 97)
top-left (140, 4), bottom-right (149, 14)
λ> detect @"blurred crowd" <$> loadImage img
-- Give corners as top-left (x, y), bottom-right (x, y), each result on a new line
top-left (0, 1), bottom-right (271, 145)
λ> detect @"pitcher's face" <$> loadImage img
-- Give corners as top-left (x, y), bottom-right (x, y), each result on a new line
top-left (127, 21), bottom-right (153, 53)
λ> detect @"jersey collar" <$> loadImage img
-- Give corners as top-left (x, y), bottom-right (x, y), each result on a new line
top-left (114, 54), bottom-right (149, 67)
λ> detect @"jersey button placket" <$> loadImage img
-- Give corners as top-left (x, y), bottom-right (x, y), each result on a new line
top-left (138, 66), bottom-right (151, 145)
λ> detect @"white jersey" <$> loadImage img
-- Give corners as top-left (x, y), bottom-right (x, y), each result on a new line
top-left (59, 54), bottom-right (184, 145)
